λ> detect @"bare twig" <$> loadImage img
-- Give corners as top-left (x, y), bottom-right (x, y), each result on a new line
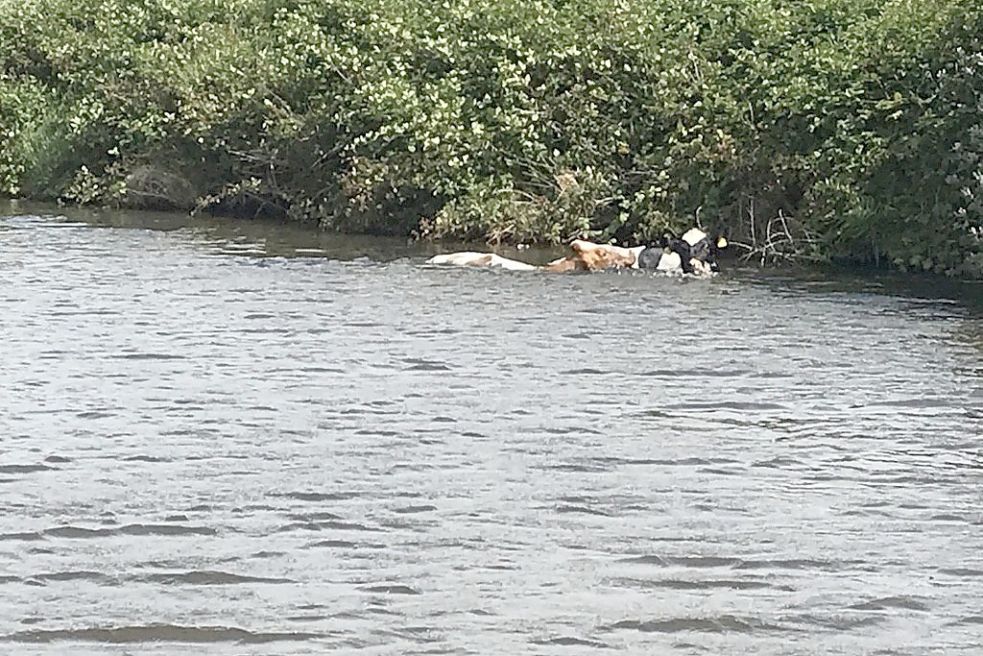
top-left (748, 195), bottom-right (757, 248)
top-left (736, 206), bottom-right (822, 266)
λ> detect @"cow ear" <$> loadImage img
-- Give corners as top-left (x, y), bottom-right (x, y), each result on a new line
top-left (716, 236), bottom-right (728, 249)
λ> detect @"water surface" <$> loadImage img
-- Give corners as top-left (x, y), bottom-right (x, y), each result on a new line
top-left (1, 204), bottom-right (982, 655)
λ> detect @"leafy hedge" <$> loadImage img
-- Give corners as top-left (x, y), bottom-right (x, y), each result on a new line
top-left (1, 0), bottom-right (981, 277)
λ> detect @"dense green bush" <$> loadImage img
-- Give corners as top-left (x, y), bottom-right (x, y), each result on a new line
top-left (1, 0), bottom-right (981, 277)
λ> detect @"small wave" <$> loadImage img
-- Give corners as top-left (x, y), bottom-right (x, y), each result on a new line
top-left (637, 368), bottom-right (755, 379)
top-left (33, 571), bottom-right (117, 584)
top-left (138, 570), bottom-right (294, 585)
top-left (938, 567), bottom-right (983, 577)
top-left (603, 615), bottom-right (782, 634)
top-left (359, 584), bottom-right (420, 595)
top-left (47, 310), bottom-right (121, 317)
top-left (848, 596), bottom-right (929, 611)
top-left (606, 456), bottom-right (735, 467)
top-left (305, 539), bottom-right (359, 549)
top-left (276, 520), bottom-right (381, 533)
top-left (866, 397), bottom-right (953, 409)
top-left (44, 524), bottom-right (216, 538)
top-left (0, 532), bottom-right (45, 542)
top-left (354, 428), bottom-right (402, 437)
top-left (113, 353), bottom-right (185, 360)
top-left (541, 463), bottom-right (612, 473)
top-left (929, 513), bottom-right (970, 523)
top-left (560, 368), bottom-right (613, 375)
top-left (786, 613), bottom-right (885, 630)
top-left (272, 491), bottom-right (360, 502)
top-left (118, 524), bottom-right (217, 537)
top-left (75, 411), bottom-right (116, 419)
top-left (285, 511), bottom-right (343, 521)
top-left (0, 464), bottom-right (56, 474)
top-left (43, 526), bottom-right (112, 538)
top-left (121, 455), bottom-right (170, 462)
top-left (393, 505), bottom-right (437, 514)
top-left (249, 550), bottom-right (284, 559)
top-left (612, 577), bottom-right (776, 591)
top-left (554, 505), bottom-right (613, 517)
top-left (560, 332), bottom-right (596, 340)
top-left (735, 558), bottom-right (853, 572)
top-left (751, 456), bottom-right (804, 469)
top-left (363, 606), bottom-right (400, 616)
top-left (402, 359), bottom-right (451, 371)
top-left (286, 613), bottom-right (330, 622)
top-left (532, 636), bottom-right (612, 648)
top-left (295, 366), bottom-right (345, 373)
top-left (0, 625), bottom-right (319, 644)
top-left (620, 555), bottom-right (740, 568)
top-left (374, 625), bottom-right (443, 644)
top-left (698, 467), bottom-right (744, 477)
top-left (544, 426), bottom-right (603, 436)
top-left (663, 400), bottom-right (789, 411)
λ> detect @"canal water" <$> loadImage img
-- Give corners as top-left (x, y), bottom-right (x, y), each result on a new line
top-left (1, 204), bottom-right (981, 654)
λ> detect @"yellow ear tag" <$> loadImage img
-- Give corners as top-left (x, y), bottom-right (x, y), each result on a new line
top-left (716, 236), bottom-right (728, 249)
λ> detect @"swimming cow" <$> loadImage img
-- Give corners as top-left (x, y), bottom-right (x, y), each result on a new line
top-left (636, 228), bottom-right (729, 275)
top-left (426, 228), bottom-right (727, 276)
top-left (427, 239), bottom-right (642, 272)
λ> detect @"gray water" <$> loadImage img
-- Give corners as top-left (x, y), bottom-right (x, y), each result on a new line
top-left (1, 204), bottom-right (982, 655)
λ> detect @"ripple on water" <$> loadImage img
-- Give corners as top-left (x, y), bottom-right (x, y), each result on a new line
top-left (272, 491), bottom-right (361, 502)
top-left (532, 635), bottom-right (613, 649)
top-left (0, 464), bottom-right (57, 474)
top-left (359, 584), bottom-right (421, 595)
top-left (43, 524), bottom-right (217, 538)
top-left (611, 577), bottom-right (780, 591)
top-left (1, 626), bottom-right (321, 644)
top-left (136, 571), bottom-right (295, 585)
top-left (603, 616), bottom-right (788, 634)
top-left (1, 211), bottom-right (982, 656)
top-left (276, 520), bottom-right (382, 533)
top-left (619, 555), bottom-right (742, 568)
top-left (848, 596), bottom-right (931, 612)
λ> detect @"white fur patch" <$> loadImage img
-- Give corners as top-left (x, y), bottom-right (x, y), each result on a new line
top-left (628, 245), bottom-right (645, 269)
top-left (689, 259), bottom-right (713, 276)
top-left (487, 254), bottom-right (539, 271)
top-left (681, 227), bottom-right (708, 246)
top-left (426, 252), bottom-right (539, 271)
top-left (657, 250), bottom-right (682, 271)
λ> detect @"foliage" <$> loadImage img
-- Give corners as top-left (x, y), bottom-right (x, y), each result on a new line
top-left (1, 0), bottom-right (981, 276)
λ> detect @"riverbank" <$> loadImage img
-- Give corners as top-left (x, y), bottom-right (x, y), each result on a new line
top-left (1, 0), bottom-right (981, 278)
top-left (5, 200), bottom-right (982, 307)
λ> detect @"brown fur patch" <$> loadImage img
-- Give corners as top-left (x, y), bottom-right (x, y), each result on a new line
top-left (573, 240), bottom-right (638, 269)
top-left (541, 240), bottom-right (639, 272)
top-left (543, 255), bottom-right (583, 272)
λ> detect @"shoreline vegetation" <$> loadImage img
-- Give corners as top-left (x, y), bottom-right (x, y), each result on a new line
top-left (1, 0), bottom-right (981, 278)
